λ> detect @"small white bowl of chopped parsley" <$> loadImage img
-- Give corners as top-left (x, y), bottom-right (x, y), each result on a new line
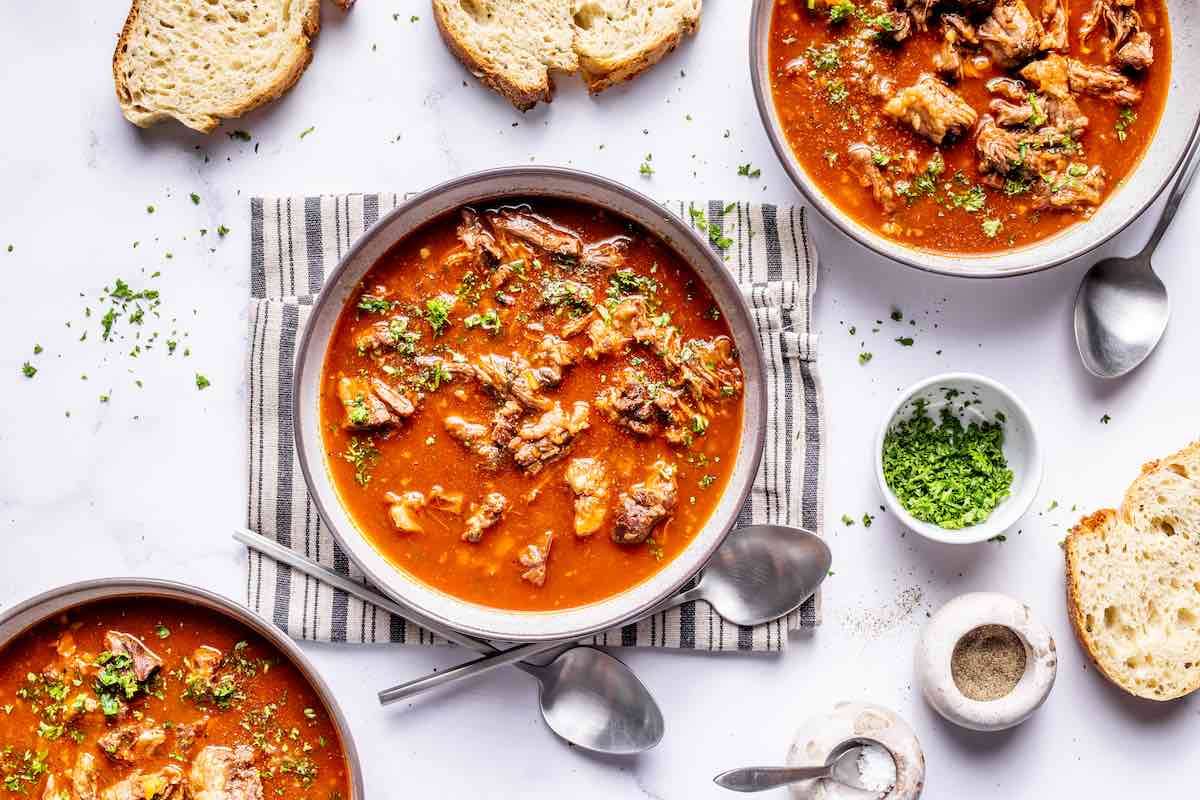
top-left (874, 373), bottom-right (1043, 544)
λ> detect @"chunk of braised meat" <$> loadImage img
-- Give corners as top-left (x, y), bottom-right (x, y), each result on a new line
top-left (98, 722), bottom-right (167, 764)
top-left (1116, 30), bottom-right (1154, 70)
top-left (1038, 0), bottom-right (1068, 50)
top-left (508, 401), bottom-right (591, 474)
top-left (1017, 56), bottom-right (1089, 131)
top-left (564, 458), bottom-right (610, 536)
top-left (595, 370), bottom-right (657, 435)
top-left (489, 258), bottom-right (523, 289)
top-left (1036, 165), bottom-right (1108, 211)
top-left (883, 74), bottom-right (979, 144)
top-left (847, 144), bottom-right (902, 213)
top-left (457, 208), bottom-right (503, 266)
top-left (352, 315), bottom-right (415, 353)
top-left (187, 646), bottom-right (223, 686)
top-left (1065, 58), bottom-right (1142, 104)
top-left (932, 14), bottom-right (977, 81)
top-left (666, 335), bottom-right (745, 403)
top-left (444, 400), bottom-right (523, 470)
top-left (1080, 0), bottom-right (1144, 63)
top-left (188, 745), bottom-right (261, 800)
top-left (899, 0), bottom-right (938, 30)
top-left (533, 334), bottom-right (578, 368)
top-left (99, 765), bottom-right (184, 800)
top-left (105, 631), bottom-right (163, 682)
top-left (877, 11), bottom-right (913, 43)
top-left (67, 752), bottom-right (98, 800)
top-left (581, 237), bottom-right (629, 270)
top-left (384, 490), bottom-right (426, 533)
top-left (518, 531), bottom-right (554, 587)
top-left (950, 0), bottom-right (997, 19)
top-left (429, 485), bottom-right (465, 515)
top-left (475, 353), bottom-right (559, 410)
top-left (337, 376), bottom-right (414, 430)
top-left (561, 296), bottom-right (656, 359)
top-left (462, 492), bottom-right (508, 543)
top-left (173, 717), bottom-right (209, 753)
top-left (977, 0), bottom-right (1043, 68)
top-left (488, 209), bottom-right (583, 259)
top-left (613, 461), bottom-right (679, 545)
top-left (974, 116), bottom-right (1071, 183)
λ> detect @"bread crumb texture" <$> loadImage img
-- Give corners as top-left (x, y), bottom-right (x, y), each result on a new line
top-left (433, 0), bottom-right (702, 110)
top-left (1065, 441), bottom-right (1200, 700)
top-left (113, 0), bottom-right (322, 133)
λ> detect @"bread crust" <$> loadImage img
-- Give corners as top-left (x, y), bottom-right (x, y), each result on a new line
top-left (1064, 440), bottom-right (1200, 700)
top-left (432, 1), bottom-right (552, 111)
top-left (112, 0), bottom-right (322, 133)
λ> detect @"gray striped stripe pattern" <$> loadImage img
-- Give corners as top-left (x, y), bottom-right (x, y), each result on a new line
top-left (246, 194), bottom-right (824, 651)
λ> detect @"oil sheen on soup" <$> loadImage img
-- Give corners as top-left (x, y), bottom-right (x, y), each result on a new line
top-left (769, 0), bottom-right (1170, 253)
top-left (320, 199), bottom-right (745, 611)
top-left (0, 598), bottom-right (351, 799)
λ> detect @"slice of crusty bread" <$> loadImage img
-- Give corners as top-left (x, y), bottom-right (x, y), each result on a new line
top-left (432, 0), bottom-right (701, 109)
top-left (573, 0), bottom-right (702, 93)
top-left (433, 0), bottom-right (579, 111)
top-left (113, 0), bottom-right (322, 133)
top-left (1065, 441), bottom-right (1200, 700)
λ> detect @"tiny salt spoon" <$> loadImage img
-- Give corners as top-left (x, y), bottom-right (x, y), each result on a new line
top-left (377, 525), bottom-right (831, 704)
top-left (714, 743), bottom-right (888, 794)
top-left (234, 528), bottom-right (664, 755)
top-left (1074, 120), bottom-right (1200, 378)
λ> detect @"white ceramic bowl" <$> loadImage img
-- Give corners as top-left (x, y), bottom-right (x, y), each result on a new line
top-left (873, 373), bottom-right (1043, 544)
top-left (750, 0), bottom-right (1200, 277)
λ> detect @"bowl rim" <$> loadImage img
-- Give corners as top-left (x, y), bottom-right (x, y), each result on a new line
top-left (291, 164), bottom-right (769, 642)
top-left (873, 371), bottom-right (1044, 544)
top-left (748, 0), bottom-right (1200, 279)
top-left (0, 577), bottom-right (366, 799)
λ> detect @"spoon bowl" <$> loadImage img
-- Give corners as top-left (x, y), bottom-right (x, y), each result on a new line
top-left (1074, 255), bottom-right (1170, 378)
top-left (530, 647), bottom-right (665, 755)
top-left (713, 742), bottom-right (894, 794)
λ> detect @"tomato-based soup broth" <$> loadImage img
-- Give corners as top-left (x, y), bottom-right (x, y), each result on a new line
top-left (0, 598), bottom-right (350, 799)
top-left (769, 0), bottom-right (1170, 253)
top-left (319, 199), bottom-right (745, 611)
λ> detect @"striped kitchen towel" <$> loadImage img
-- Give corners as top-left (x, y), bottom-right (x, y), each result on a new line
top-left (245, 194), bottom-right (824, 651)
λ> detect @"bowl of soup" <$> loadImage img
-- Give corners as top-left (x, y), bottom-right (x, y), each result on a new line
top-left (751, 0), bottom-right (1200, 276)
top-left (0, 578), bottom-right (363, 799)
top-left (293, 166), bottom-right (767, 642)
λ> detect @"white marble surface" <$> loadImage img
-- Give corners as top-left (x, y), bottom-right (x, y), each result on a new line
top-left (1, 2), bottom-right (1198, 798)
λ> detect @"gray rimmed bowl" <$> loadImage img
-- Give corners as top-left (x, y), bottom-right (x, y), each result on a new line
top-left (0, 578), bottom-right (365, 799)
top-left (293, 166), bottom-right (767, 643)
top-left (750, 0), bottom-right (1200, 277)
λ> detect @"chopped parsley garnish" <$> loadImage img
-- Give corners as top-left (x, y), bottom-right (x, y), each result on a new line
top-left (343, 437), bottom-right (379, 486)
top-left (639, 154), bottom-right (654, 177)
top-left (1101, 413), bottom-right (1112, 424)
top-left (687, 205), bottom-right (733, 250)
top-left (357, 295), bottom-right (396, 314)
top-left (299, 126), bottom-right (316, 139)
top-left (21, 362), bottom-right (36, 378)
top-left (1115, 107), bottom-right (1137, 142)
top-left (424, 296), bottom-right (453, 335)
top-left (981, 218), bottom-right (1003, 238)
top-left (827, 0), bottom-right (856, 23)
top-left (862, 513), bottom-right (875, 528)
top-left (698, 474), bottom-right (717, 489)
top-left (841, 514), bottom-right (855, 526)
top-left (195, 373), bottom-right (211, 390)
top-left (825, 78), bottom-right (849, 105)
top-left (421, 363), bottom-right (453, 391)
top-left (155, 623), bottom-right (171, 639)
top-left (190, 193), bottom-right (200, 205)
top-left (228, 130), bottom-right (252, 142)
top-left (737, 163), bottom-right (762, 178)
top-left (895, 337), bottom-right (914, 347)
top-left (858, 352), bottom-right (873, 365)
top-left (882, 400), bottom-right (1013, 529)
top-left (951, 185), bottom-right (987, 213)
top-left (608, 269), bottom-right (658, 298)
top-left (805, 43), bottom-right (841, 71)
top-left (217, 225), bottom-right (230, 237)
top-left (542, 280), bottom-right (594, 313)
top-left (463, 309), bottom-right (502, 334)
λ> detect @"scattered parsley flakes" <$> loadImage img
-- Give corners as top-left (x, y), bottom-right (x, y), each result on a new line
top-left (217, 225), bottom-right (230, 237)
top-left (981, 218), bottom-right (1003, 238)
top-left (737, 163), bottom-right (762, 179)
top-left (424, 296), bottom-right (454, 335)
top-left (33, 344), bottom-right (42, 355)
top-left (1101, 413), bottom-right (1111, 424)
top-left (639, 154), bottom-right (654, 177)
top-left (895, 337), bottom-right (914, 347)
top-left (146, 205), bottom-right (155, 214)
top-left (299, 126), bottom-right (316, 139)
top-left (155, 623), bottom-right (171, 639)
top-left (228, 130), bottom-right (252, 142)
top-left (195, 373), bottom-right (211, 390)
top-left (21, 362), bottom-right (36, 378)
top-left (858, 352), bottom-right (873, 365)
top-left (862, 513), bottom-right (875, 528)
top-left (841, 514), bottom-right (855, 526)
top-left (190, 193), bottom-right (200, 205)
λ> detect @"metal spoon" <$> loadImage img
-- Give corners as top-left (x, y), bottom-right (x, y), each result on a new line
top-left (233, 528), bottom-right (664, 755)
top-left (714, 743), bottom-right (891, 794)
top-left (377, 525), bottom-right (831, 704)
top-left (1073, 123), bottom-right (1200, 378)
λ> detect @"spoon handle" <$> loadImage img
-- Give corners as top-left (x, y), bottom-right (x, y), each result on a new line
top-left (376, 591), bottom-right (688, 704)
top-left (233, 529), bottom-right (498, 656)
top-left (1141, 120), bottom-right (1200, 257)
top-left (713, 766), bottom-right (832, 792)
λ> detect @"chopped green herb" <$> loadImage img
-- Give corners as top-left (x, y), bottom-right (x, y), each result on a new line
top-left (737, 163), bottom-right (762, 179)
top-left (463, 309), bottom-right (502, 334)
top-left (190, 193), bottom-right (200, 205)
top-left (343, 437), bottom-right (379, 486)
top-left (895, 337), bottom-right (914, 347)
top-left (424, 296), bottom-right (454, 335)
top-left (1101, 413), bottom-right (1111, 424)
top-left (841, 514), bottom-right (855, 526)
top-left (639, 154), bottom-right (654, 177)
top-left (21, 362), bottom-right (36, 378)
top-left (228, 130), bottom-right (252, 142)
top-left (981, 218), bottom-right (1003, 238)
top-left (882, 401), bottom-right (1014, 529)
top-left (299, 126), bottom-right (316, 139)
top-left (195, 373), bottom-right (211, 390)
top-left (357, 295), bottom-right (396, 314)
top-left (858, 351), bottom-right (873, 365)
